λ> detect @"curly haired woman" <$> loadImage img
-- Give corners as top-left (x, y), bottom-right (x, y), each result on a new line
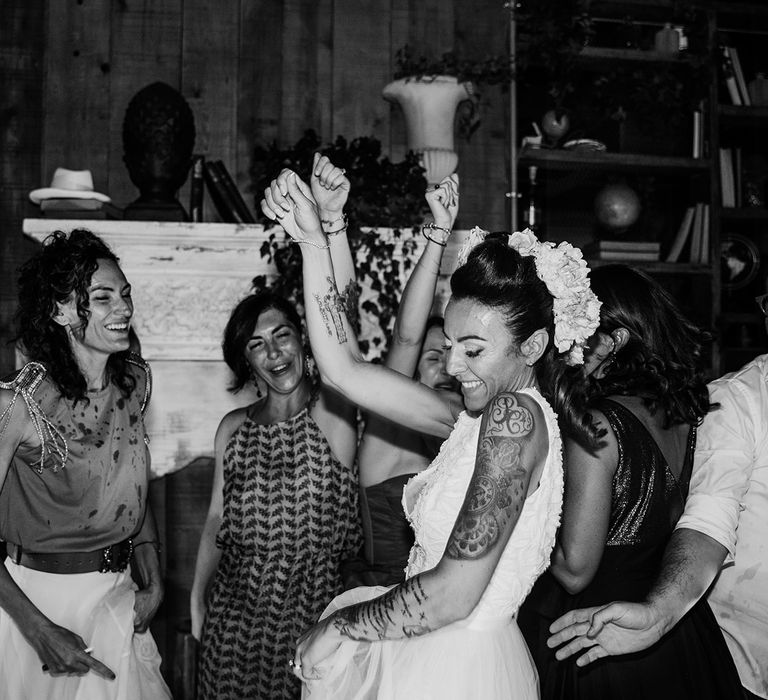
top-left (0, 229), bottom-right (170, 699)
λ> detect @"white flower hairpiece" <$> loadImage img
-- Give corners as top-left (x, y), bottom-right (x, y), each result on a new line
top-left (454, 227), bottom-right (601, 366)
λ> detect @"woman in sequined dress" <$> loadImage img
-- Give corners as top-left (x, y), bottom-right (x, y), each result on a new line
top-left (191, 157), bottom-right (362, 700)
top-left (518, 265), bottom-right (743, 699)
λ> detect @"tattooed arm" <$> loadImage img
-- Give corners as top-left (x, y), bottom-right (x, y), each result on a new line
top-left (294, 392), bottom-right (548, 675)
top-left (262, 171), bottom-right (459, 438)
top-left (310, 153), bottom-right (360, 333)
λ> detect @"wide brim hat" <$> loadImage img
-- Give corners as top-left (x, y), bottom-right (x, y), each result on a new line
top-left (29, 167), bottom-right (111, 204)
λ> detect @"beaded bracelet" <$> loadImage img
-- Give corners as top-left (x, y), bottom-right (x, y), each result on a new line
top-left (295, 238), bottom-right (330, 249)
top-left (322, 213), bottom-right (348, 236)
top-left (422, 222), bottom-right (451, 246)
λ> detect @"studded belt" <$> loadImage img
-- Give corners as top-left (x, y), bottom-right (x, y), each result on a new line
top-left (6, 539), bottom-right (134, 574)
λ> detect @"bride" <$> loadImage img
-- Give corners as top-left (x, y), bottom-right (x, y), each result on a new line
top-left (261, 171), bottom-right (602, 699)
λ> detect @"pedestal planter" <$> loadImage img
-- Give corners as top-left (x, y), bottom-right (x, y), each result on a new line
top-left (383, 76), bottom-right (472, 184)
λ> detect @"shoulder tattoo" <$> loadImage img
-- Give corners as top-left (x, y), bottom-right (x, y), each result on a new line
top-left (445, 392), bottom-right (535, 561)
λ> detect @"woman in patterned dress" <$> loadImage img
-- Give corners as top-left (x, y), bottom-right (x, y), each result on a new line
top-left (191, 157), bottom-right (362, 700)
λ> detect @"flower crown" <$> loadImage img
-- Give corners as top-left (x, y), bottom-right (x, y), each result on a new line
top-left (455, 227), bottom-right (601, 365)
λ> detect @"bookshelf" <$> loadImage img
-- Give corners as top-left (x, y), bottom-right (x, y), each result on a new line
top-left (710, 3), bottom-right (768, 372)
top-left (514, 1), bottom-right (768, 375)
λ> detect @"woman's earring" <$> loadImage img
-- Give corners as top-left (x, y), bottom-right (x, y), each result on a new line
top-left (601, 351), bottom-right (617, 373)
top-left (305, 355), bottom-right (316, 378)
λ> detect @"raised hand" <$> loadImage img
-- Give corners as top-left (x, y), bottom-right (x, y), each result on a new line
top-left (311, 153), bottom-right (350, 223)
top-left (261, 169), bottom-right (326, 245)
top-left (547, 601), bottom-right (664, 667)
top-left (424, 173), bottom-right (460, 233)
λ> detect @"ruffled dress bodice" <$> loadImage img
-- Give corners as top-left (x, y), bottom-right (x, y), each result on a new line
top-left (403, 386), bottom-right (564, 625)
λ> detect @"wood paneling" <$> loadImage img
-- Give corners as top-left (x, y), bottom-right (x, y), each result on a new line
top-left (0, 1), bottom-right (45, 374)
top-left (109, 0), bottom-right (184, 208)
top-left (0, 0), bottom-right (511, 357)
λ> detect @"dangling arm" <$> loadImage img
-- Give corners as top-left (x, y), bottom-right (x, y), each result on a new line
top-left (549, 412), bottom-right (616, 593)
top-left (261, 171), bottom-right (460, 438)
top-left (294, 392), bottom-right (548, 676)
top-left (0, 389), bottom-right (115, 679)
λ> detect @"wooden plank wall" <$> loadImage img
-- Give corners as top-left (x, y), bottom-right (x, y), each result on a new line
top-left (0, 1), bottom-right (510, 376)
top-left (0, 0), bottom-right (514, 377)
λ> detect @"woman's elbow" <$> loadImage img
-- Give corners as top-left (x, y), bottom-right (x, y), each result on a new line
top-left (549, 564), bottom-right (593, 595)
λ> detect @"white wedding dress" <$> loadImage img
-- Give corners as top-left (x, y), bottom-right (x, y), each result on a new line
top-left (303, 387), bottom-right (564, 699)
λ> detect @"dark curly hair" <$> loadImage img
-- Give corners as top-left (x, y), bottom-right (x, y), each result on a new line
top-left (586, 264), bottom-right (712, 427)
top-left (222, 291), bottom-right (304, 393)
top-left (14, 229), bottom-right (136, 402)
top-left (450, 237), bottom-right (602, 451)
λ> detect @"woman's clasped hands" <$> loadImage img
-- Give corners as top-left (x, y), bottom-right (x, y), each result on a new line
top-left (261, 153), bottom-right (350, 246)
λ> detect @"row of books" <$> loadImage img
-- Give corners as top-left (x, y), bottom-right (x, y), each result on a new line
top-left (585, 240), bottom-right (660, 262)
top-left (666, 203), bottom-right (710, 264)
top-left (720, 45), bottom-right (752, 106)
top-left (191, 156), bottom-right (256, 224)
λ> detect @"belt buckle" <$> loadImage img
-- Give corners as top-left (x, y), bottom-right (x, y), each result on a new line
top-left (99, 539), bottom-right (133, 573)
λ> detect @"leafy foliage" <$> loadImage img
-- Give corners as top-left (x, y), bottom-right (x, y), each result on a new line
top-left (394, 45), bottom-right (513, 86)
top-left (250, 130), bottom-right (429, 360)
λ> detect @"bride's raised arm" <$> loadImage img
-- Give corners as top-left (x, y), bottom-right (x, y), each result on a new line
top-left (261, 170), bottom-right (459, 438)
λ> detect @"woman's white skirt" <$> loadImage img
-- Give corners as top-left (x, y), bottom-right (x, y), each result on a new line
top-left (302, 586), bottom-right (539, 700)
top-left (0, 560), bottom-right (171, 700)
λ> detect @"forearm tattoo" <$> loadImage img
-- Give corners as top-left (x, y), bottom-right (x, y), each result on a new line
top-left (339, 279), bottom-right (360, 333)
top-left (332, 575), bottom-right (433, 641)
top-left (446, 393), bottom-right (534, 561)
top-left (314, 276), bottom-right (348, 344)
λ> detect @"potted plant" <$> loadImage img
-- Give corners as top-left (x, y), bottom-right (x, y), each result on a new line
top-left (383, 46), bottom-right (514, 184)
top-left (249, 129), bottom-right (430, 359)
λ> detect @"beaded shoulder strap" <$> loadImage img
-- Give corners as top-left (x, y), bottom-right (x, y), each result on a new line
top-left (0, 363), bottom-right (68, 474)
top-left (125, 353), bottom-right (152, 415)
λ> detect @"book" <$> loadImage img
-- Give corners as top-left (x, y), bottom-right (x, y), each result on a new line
top-left (189, 155), bottom-right (205, 222)
top-left (721, 46), bottom-right (743, 106)
top-left (719, 148), bottom-right (736, 207)
top-left (692, 108), bottom-right (703, 159)
top-left (665, 206), bottom-right (696, 263)
top-left (699, 204), bottom-right (710, 265)
top-left (729, 46), bottom-right (751, 106)
top-left (39, 198), bottom-right (123, 219)
top-left (203, 160), bottom-right (246, 223)
top-left (689, 202), bottom-right (705, 263)
top-left (213, 160), bottom-right (256, 223)
top-left (586, 240), bottom-right (660, 253)
top-left (589, 250), bottom-right (660, 261)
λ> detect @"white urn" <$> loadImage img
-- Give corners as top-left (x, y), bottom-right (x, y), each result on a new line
top-left (382, 76), bottom-right (472, 185)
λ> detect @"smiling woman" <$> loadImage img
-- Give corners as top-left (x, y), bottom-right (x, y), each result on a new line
top-left (191, 288), bottom-right (362, 700)
top-left (259, 168), bottom-right (602, 699)
top-left (0, 229), bottom-right (171, 700)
